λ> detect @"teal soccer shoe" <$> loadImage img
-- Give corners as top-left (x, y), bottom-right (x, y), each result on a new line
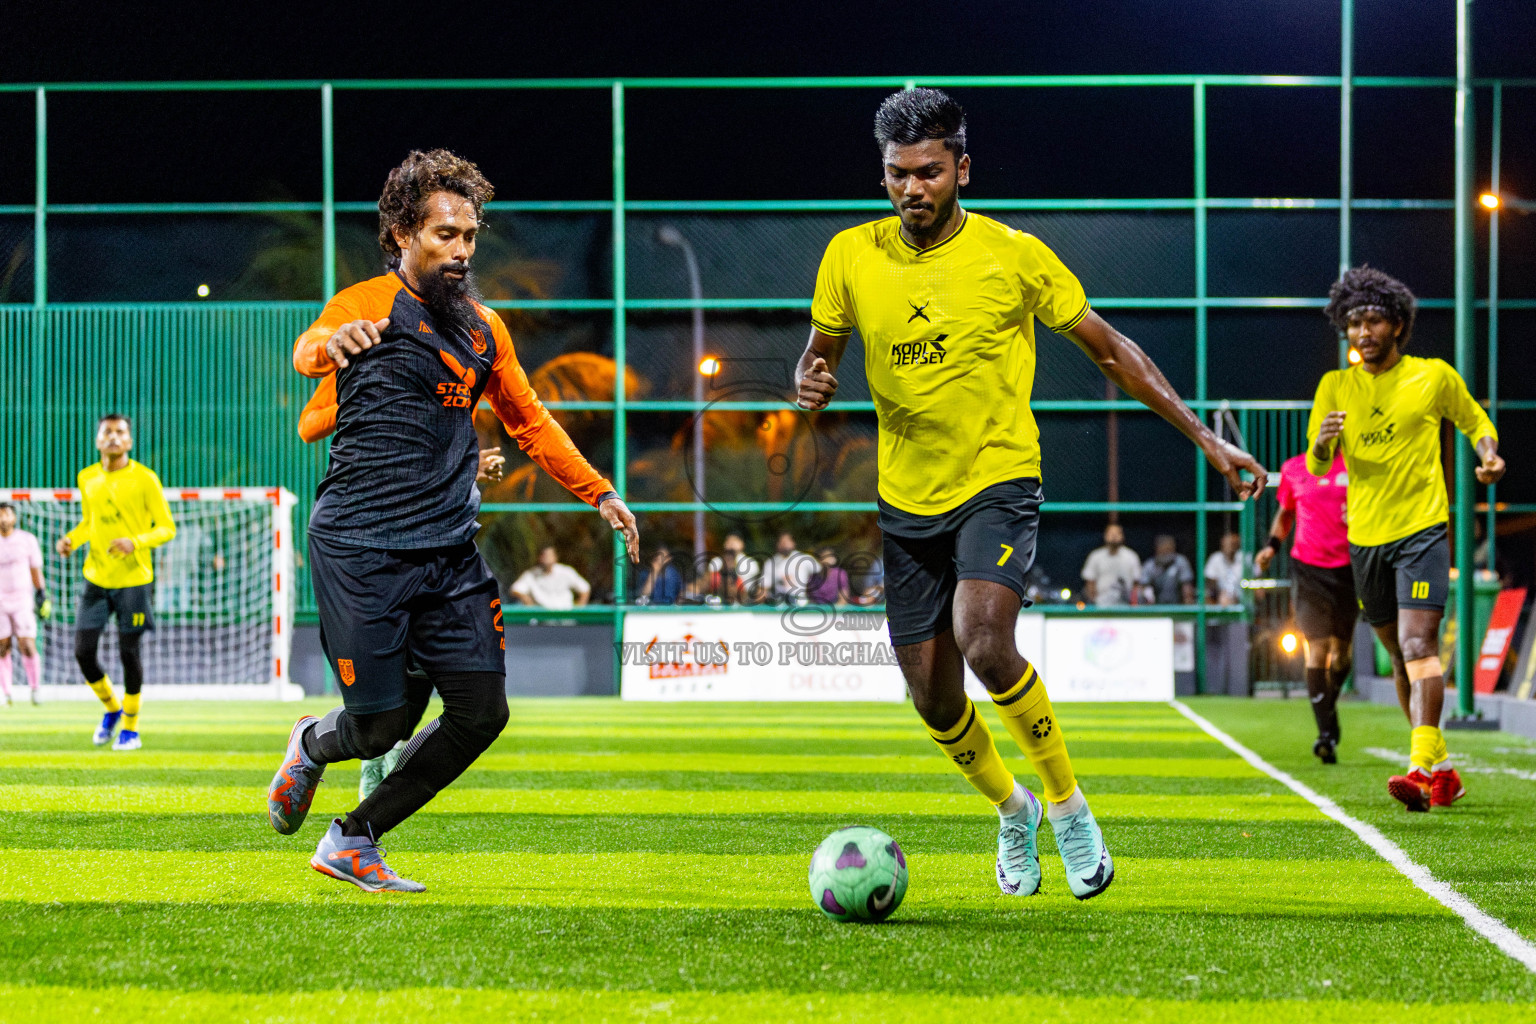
top-left (995, 787), bottom-right (1044, 896)
top-left (1050, 797), bottom-right (1115, 900)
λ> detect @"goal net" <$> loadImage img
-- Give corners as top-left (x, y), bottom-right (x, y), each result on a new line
top-left (6, 487), bottom-right (299, 700)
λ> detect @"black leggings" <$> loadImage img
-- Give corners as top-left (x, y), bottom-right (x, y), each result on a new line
top-left (75, 628), bottom-right (144, 695)
top-left (303, 670), bottom-right (508, 838)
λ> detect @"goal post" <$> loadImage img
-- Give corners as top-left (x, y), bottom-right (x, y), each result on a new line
top-left (7, 487), bottom-right (302, 701)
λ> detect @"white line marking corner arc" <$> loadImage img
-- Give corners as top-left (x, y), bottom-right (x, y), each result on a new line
top-left (1169, 699), bottom-right (1536, 974)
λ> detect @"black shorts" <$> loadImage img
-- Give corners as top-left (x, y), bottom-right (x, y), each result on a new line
top-left (76, 581), bottom-right (155, 634)
top-left (1291, 559), bottom-right (1357, 642)
top-left (1349, 523), bottom-right (1450, 627)
top-left (308, 534), bottom-right (505, 715)
top-left (879, 478), bottom-right (1041, 647)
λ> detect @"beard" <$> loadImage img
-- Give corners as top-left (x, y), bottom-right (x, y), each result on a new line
top-left (417, 261), bottom-right (484, 339)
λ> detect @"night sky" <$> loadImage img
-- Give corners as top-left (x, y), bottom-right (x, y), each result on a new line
top-left (3, 0), bottom-right (1534, 205)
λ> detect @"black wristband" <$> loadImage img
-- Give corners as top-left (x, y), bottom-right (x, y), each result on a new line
top-left (1265, 536), bottom-right (1283, 555)
top-left (595, 491), bottom-right (620, 508)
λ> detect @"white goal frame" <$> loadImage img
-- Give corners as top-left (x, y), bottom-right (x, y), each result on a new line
top-left (6, 486), bottom-right (302, 701)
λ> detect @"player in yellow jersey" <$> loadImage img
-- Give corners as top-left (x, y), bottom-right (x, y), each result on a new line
top-left (55, 414), bottom-right (177, 750)
top-left (796, 89), bottom-right (1267, 899)
top-left (1309, 267), bottom-right (1505, 812)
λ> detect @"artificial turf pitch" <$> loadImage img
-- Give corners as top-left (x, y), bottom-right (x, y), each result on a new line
top-left (2, 696), bottom-right (1534, 1022)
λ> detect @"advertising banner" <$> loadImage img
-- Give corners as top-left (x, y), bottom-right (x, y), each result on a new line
top-left (1042, 617), bottom-right (1176, 702)
top-left (622, 609), bottom-right (1175, 703)
top-left (619, 609), bottom-right (908, 702)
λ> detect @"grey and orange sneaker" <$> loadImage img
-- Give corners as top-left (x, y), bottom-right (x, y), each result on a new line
top-left (310, 819), bottom-right (425, 893)
top-left (268, 715), bottom-right (324, 835)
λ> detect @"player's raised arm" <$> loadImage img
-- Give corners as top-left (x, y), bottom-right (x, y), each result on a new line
top-left (483, 316), bottom-right (639, 562)
top-left (1064, 310), bottom-right (1267, 499)
top-left (795, 328), bottom-right (848, 411)
top-left (1437, 362), bottom-right (1505, 485)
top-left (297, 373), bottom-right (339, 443)
top-left (292, 286), bottom-right (390, 377)
top-left (134, 471), bottom-right (177, 550)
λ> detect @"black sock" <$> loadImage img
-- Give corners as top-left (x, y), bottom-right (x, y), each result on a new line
top-left (347, 671), bottom-right (508, 839)
top-left (1305, 666), bottom-right (1334, 740)
top-left (119, 632), bottom-right (144, 695)
top-left (1324, 662), bottom-right (1349, 743)
top-left (302, 704), bottom-right (411, 765)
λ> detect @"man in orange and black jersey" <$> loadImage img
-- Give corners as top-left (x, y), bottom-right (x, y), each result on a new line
top-left (266, 149), bottom-right (639, 892)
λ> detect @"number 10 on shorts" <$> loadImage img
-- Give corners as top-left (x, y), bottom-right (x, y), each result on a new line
top-left (1411, 580), bottom-right (1429, 599)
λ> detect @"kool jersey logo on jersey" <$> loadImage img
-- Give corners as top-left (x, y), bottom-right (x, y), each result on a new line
top-left (891, 334), bottom-right (948, 367)
top-left (1358, 421), bottom-right (1397, 447)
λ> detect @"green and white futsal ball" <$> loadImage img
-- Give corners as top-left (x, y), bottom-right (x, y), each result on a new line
top-left (808, 825), bottom-right (908, 923)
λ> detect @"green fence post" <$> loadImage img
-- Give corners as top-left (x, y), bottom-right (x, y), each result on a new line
top-left (31, 87), bottom-right (47, 485)
top-left (1338, 0), bottom-right (1354, 368)
top-left (611, 81), bottom-right (628, 694)
top-left (1452, 0), bottom-right (1476, 717)
top-left (1193, 79), bottom-right (1209, 695)
top-left (321, 83), bottom-right (335, 300)
top-left (1485, 81), bottom-right (1500, 573)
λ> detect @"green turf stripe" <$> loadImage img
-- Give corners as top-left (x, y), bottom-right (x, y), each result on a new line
top-left (0, 725), bottom-right (1210, 744)
top-left (0, 751), bottom-right (1258, 778)
top-left (0, 785), bottom-right (1316, 819)
top-left (0, 852), bottom-right (1436, 913)
top-left (5, 987), bottom-right (1532, 1024)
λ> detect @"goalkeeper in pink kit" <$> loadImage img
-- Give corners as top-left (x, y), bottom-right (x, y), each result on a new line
top-left (0, 501), bottom-right (49, 706)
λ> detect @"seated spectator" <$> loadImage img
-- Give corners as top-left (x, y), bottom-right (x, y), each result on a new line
top-left (636, 544), bottom-right (684, 606)
top-left (703, 533), bottom-right (761, 605)
top-left (511, 545), bottom-right (591, 610)
top-left (806, 547), bottom-right (853, 605)
top-left (764, 532), bottom-right (819, 604)
top-left (1204, 531), bottom-right (1246, 606)
top-left (1139, 534), bottom-right (1194, 605)
top-left (1080, 523), bottom-right (1141, 606)
top-left (846, 550), bottom-right (884, 605)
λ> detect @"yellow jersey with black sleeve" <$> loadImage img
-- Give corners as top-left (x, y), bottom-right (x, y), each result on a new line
top-left (811, 212), bottom-right (1090, 515)
top-left (65, 460), bottom-right (177, 589)
top-left (1305, 355), bottom-right (1496, 547)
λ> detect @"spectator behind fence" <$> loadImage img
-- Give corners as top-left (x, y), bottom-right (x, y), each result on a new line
top-left (704, 533), bottom-right (762, 605)
top-left (1080, 523), bottom-right (1141, 606)
top-left (511, 545), bottom-right (591, 610)
top-left (1139, 534), bottom-right (1195, 604)
top-left (636, 544), bottom-right (684, 606)
top-left (1204, 531), bottom-right (1246, 606)
top-left (765, 531), bottom-right (819, 603)
top-left (807, 547), bottom-right (854, 605)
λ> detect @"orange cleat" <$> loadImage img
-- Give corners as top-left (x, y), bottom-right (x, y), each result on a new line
top-left (1430, 767), bottom-right (1465, 808)
top-left (1387, 768), bottom-right (1432, 812)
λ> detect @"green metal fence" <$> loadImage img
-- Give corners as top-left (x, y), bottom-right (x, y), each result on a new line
top-left (3, 10), bottom-right (1531, 698)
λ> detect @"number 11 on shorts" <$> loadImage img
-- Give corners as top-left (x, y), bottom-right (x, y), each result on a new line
top-left (997, 543), bottom-right (1013, 566)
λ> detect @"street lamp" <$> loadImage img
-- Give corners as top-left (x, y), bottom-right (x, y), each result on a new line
top-left (657, 225), bottom-right (707, 564)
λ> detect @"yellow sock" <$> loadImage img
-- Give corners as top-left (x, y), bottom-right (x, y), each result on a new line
top-left (991, 664), bottom-right (1078, 804)
top-left (122, 692), bottom-right (141, 732)
top-left (1409, 725), bottom-right (1441, 774)
top-left (87, 676), bottom-right (121, 713)
top-left (925, 699), bottom-right (1016, 805)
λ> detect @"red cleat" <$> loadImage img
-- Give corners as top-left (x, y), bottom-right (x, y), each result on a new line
top-left (1387, 768), bottom-right (1432, 812)
top-left (1430, 767), bottom-right (1465, 808)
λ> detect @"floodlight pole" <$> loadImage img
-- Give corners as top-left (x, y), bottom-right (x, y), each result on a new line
top-left (1452, 0), bottom-right (1476, 718)
top-left (657, 225), bottom-right (708, 565)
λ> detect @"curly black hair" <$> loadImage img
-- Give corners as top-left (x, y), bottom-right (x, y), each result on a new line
top-left (873, 88), bottom-right (967, 161)
top-left (1324, 265), bottom-right (1416, 347)
top-left (377, 149), bottom-right (494, 259)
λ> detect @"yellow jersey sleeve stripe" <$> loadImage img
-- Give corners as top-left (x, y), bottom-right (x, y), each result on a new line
top-left (1049, 301), bottom-right (1091, 334)
top-left (811, 318), bottom-right (854, 336)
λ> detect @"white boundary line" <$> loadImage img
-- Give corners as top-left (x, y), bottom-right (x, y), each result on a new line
top-left (1170, 699), bottom-right (1536, 973)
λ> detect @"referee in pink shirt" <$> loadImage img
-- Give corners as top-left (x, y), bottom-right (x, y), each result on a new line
top-left (1255, 451), bottom-right (1355, 764)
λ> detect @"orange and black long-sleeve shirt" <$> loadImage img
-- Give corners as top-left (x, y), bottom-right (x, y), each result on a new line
top-left (295, 271), bottom-right (615, 549)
